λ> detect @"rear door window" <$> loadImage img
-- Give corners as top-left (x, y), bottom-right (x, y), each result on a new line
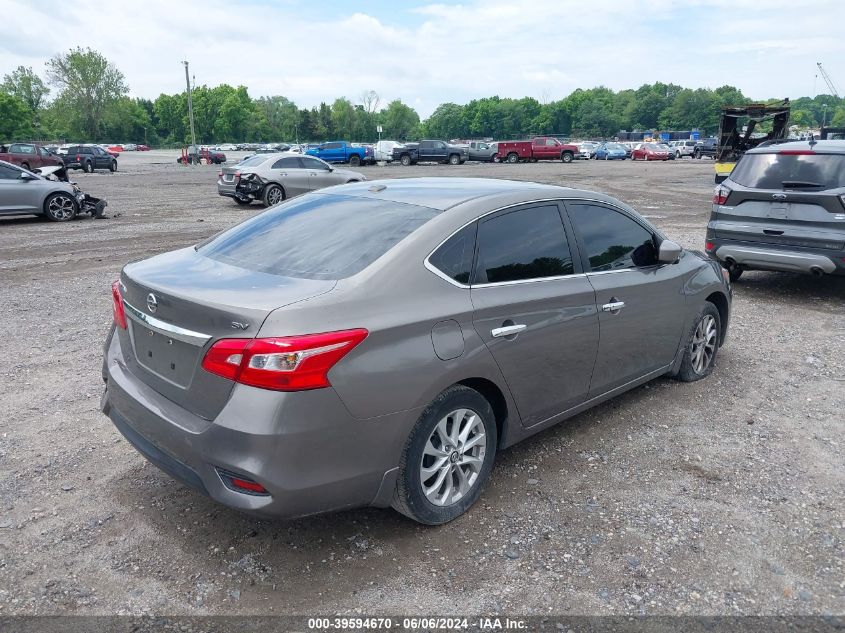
top-left (729, 153), bottom-right (845, 190)
top-left (428, 223), bottom-right (477, 285)
top-left (474, 205), bottom-right (574, 284)
top-left (200, 194), bottom-right (439, 280)
top-left (567, 203), bottom-right (657, 271)
top-left (271, 157), bottom-right (301, 169)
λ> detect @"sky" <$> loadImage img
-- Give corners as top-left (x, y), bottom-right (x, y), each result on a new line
top-left (3, 0), bottom-right (844, 118)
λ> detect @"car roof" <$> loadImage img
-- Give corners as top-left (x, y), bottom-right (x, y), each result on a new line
top-left (313, 177), bottom-right (622, 211)
top-left (747, 139), bottom-right (845, 155)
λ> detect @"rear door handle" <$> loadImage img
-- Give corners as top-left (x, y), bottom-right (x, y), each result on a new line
top-left (763, 229), bottom-right (784, 235)
top-left (491, 324), bottom-right (527, 338)
top-left (601, 300), bottom-right (625, 313)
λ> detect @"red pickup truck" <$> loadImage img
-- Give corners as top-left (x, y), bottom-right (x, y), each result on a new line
top-left (496, 137), bottom-right (579, 164)
top-left (0, 142), bottom-right (64, 171)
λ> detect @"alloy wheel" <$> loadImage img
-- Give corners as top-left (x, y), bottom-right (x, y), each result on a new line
top-left (48, 194), bottom-right (76, 220)
top-left (691, 314), bottom-right (717, 374)
top-left (267, 186), bottom-right (282, 205)
top-left (419, 408), bottom-right (486, 507)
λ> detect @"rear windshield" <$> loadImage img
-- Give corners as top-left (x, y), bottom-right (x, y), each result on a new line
top-left (237, 155), bottom-right (271, 167)
top-left (730, 153), bottom-right (845, 190)
top-left (199, 193), bottom-right (439, 280)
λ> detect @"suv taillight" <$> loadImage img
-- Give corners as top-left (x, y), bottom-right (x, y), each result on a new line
top-left (713, 184), bottom-right (731, 205)
top-left (202, 329), bottom-right (368, 391)
top-left (76, 154), bottom-right (81, 162)
top-left (111, 281), bottom-right (127, 329)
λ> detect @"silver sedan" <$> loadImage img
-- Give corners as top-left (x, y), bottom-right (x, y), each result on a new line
top-left (217, 152), bottom-right (366, 207)
top-left (0, 159), bottom-right (83, 221)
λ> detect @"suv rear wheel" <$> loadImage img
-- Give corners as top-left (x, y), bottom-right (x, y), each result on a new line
top-left (392, 385), bottom-right (497, 525)
top-left (83, 160), bottom-right (94, 173)
top-left (349, 155), bottom-right (361, 167)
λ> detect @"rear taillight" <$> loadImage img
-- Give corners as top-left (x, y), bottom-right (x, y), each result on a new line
top-left (713, 184), bottom-right (731, 205)
top-left (217, 170), bottom-right (223, 178)
top-left (76, 154), bottom-right (81, 162)
top-left (705, 241), bottom-right (715, 252)
top-left (201, 329), bottom-right (368, 391)
top-left (111, 281), bottom-right (127, 329)
top-left (234, 170), bottom-right (241, 183)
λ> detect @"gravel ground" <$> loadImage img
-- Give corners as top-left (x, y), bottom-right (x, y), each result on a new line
top-left (0, 151), bottom-right (843, 617)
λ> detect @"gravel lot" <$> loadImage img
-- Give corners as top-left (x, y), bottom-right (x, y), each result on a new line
top-left (1, 151), bottom-right (843, 617)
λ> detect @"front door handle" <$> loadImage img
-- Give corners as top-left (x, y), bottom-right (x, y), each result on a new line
top-left (491, 324), bottom-right (527, 338)
top-left (601, 300), bottom-right (625, 313)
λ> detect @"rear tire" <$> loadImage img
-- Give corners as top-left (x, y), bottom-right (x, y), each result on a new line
top-left (392, 385), bottom-right (497, 525)
top-left (507, 152), bottom-right (519, 164)
top-left (492, 154), bottom-right (501, 163)
top-left (262, 183), bottom-right (284, 207)
top-left (349, 154), bottom-right (361, 167)
top-left (44, 192), bottom-right (78, 222)
top-left (21, 162), bottom-right (30, 171)
top-left (728, 266), bottom-right (743, 282)
top-left (675, 302), bottom-right (721, 382)
top-left (84, 161), bottom-right (94, 173)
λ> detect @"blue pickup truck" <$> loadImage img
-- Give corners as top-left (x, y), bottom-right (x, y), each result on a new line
top-left (305, 141), bottom-right (374, 167)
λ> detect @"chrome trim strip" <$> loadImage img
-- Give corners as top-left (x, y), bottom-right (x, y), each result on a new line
top-left (423, 196), bottom-right (641, 288)
top-left (472, 273), bottom-right (587, 288)
top-left (123, 300), bottom-right (212, 346)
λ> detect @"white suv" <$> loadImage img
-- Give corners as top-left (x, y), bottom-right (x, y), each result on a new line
top-left (670, 140), bottom-right (697, 158)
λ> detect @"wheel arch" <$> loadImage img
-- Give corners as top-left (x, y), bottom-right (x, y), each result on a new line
top-left (456, 377), bottom-right (511, 450)
top-left (705, 290), bottom-right (730, 345)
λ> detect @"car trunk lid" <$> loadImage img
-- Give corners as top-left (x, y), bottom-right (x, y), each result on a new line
top-left (117, 247), bottom-right (335, 419)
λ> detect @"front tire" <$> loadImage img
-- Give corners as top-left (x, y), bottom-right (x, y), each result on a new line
top-left (561, 152), bottom-right (573, 163)
top-left (400, 154), bottom-right (411, 166)
top-left (109, 161), bottom-right (117, 172)
top-left (44, 192), bottom-right (78, 222)
top-left (675, 302), bottom-right (721, 382)
top-left (448, 154), bottom-right (460, 165)
top-left (392, 385), bottom-right (497, 525)
top-left (262, 183), bottom-right (284, 207)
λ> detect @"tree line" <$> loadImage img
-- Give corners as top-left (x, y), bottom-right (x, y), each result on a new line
top-left (2, 48), bottom-right (844, 145)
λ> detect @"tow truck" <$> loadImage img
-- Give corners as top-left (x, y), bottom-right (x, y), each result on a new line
top-left (714, 100), bottom-right (790, 183)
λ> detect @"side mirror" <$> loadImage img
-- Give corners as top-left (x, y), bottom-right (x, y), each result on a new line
top-left (19, 172), bottom-right (36, 180)
top-left (658, 239), bottom-right (682, 264)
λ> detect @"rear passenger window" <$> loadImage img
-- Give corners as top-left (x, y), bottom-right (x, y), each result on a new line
top-left (568, 204), bottom-right (657, 271)
top-left (428, 223), bottom-right (477, 285)
top-left (271, 157), bottom-right (301, 169)
top-left (474, 205), bottom-right (574, 284)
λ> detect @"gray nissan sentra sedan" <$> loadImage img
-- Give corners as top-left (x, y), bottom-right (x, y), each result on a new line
top-left (102, 177), bottom-right (731, 524)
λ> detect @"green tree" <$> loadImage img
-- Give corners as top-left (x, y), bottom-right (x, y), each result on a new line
top-left (2, 66), bottom-right (49, 112)
top-left (382, 99), bottom-right (420, 140)
top-left (45, 48), bottom-right (127, 139)
top-left (424, 103), bottom-right (465, 139)
top-left (0, 93), bottom-right (33, 139)
top-left (330, 97), bottom-right (356, 139)
top-left (831, 107), bottom-right (845, 127)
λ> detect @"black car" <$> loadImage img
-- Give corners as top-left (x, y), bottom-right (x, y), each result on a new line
top-left (393, 140), bottom-right (469, 166)
top-left (694, 138), bottom-right (718, 159)
top-left (65, 145), bottom-right (118, 173)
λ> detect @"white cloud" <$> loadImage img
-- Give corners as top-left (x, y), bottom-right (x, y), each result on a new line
top-left (1, 0), bottom-right (843, 117)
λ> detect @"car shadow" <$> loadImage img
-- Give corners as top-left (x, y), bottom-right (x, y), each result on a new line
top-left (731, 270), bottom-right (845, 310)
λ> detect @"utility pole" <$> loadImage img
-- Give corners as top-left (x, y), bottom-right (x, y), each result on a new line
top-left (182, 60), bottom-right (197, 152)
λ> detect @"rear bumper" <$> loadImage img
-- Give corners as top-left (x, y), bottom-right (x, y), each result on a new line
top-left (709, 241), bottom-right (843, 275)
top-left (101, 332), bottom-right (417, 519)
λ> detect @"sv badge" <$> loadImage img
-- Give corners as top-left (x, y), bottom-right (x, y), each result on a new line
top-left (231, 321), bottom-right (250, 330)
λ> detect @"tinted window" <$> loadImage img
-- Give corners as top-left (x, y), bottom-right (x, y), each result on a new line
top-left (568, 204), bottom-right (657, 271)
top-left (271, 157), bottom-right (301, 169)
top-left (200, 194), bottom-right (439, 280)
top-left (237, 155), bottom-right (271, 167)
top-left (0, 163), bottom-right (21, 180)
top-left (428, 223), bottom-right (477, 285)
top-left (474, 205), bottom-right (573, 284)
top-left (300, 157), bottom-right (328, 170)
top-left (324, 142), bottom-right (342, 149)
top-left (729, 153), bottom-right (845, 190)
top-left (420, 141), bottom-right (433, 149)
